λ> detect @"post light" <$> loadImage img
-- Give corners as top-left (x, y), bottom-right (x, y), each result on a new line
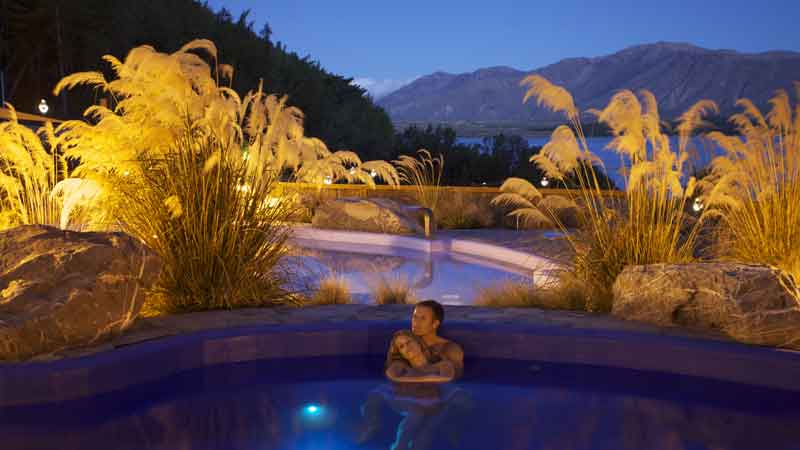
top-left (38, 99), bottom-right (49, 115)
top-left (540, 176), bottom-right (549, 187)
top-left (692, 197), bottom-right (704, 212)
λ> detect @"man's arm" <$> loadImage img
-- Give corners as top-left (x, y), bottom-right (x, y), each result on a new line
top-left (386, 360), bottom-right (455, 384)
top-left (439, 342), bottom-right (464, 379)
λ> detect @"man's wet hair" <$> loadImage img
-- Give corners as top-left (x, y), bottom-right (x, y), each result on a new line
top-left (415, 299), bottom-right (444, 325)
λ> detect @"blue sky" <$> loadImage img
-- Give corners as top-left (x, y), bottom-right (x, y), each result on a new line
top-left (207, 0), bottom-right (800, 98)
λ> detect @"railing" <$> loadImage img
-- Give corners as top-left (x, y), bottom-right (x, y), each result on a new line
top-left (0, 107), bottom-right (64, 124)
top-left (278, 182), bottom-right (625, 198)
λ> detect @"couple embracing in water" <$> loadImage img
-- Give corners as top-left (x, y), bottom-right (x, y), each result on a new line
top-left (357, 300), bottom-right (472, 450)
top-left (385, 300), bottom-right (464, 383)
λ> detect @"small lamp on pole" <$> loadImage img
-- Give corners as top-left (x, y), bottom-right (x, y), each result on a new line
top-left (38, 99), bottom-right (49, 115)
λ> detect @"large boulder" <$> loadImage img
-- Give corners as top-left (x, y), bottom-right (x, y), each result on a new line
top-left (312, 197), bottom-right (424, 235)
top-left (0, 225), bottom-right (162, 361)
top-left (612, 263), bottom-right (800, 350)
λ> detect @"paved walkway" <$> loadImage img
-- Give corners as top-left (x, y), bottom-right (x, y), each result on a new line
top-left (435, 228), bottom-right (575, 263)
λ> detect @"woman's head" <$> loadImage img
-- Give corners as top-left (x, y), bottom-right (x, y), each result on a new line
top-left (391, 330), bottom-right (428, 369)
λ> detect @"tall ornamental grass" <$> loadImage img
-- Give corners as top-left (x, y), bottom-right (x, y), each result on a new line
top-left (50, 40), bottom-right (397, 312)
top-left (394, 149), bottom-right (444, 215)
top-left (699, 85), bottom-right (800, 304)
top-left (500, 75), bottom-right (713, 310)
top-left (0, 107), bottom-right (106, 230)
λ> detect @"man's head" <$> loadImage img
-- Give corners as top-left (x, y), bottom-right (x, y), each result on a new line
top-left (412, 300), bottom-right (444, 338)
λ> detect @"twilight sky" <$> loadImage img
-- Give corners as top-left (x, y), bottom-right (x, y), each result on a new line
top-left (206, 0), bottom-right (800, 99)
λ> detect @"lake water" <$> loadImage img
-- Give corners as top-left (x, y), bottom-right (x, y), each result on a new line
top-left (456, 135), bottom-right (723, 190)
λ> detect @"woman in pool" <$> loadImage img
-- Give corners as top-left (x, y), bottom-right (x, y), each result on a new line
top-left (384, 330), bottom-right (458, 383)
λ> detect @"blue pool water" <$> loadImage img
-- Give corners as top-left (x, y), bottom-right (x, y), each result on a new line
top-left (2, 355), bottom-right (799, 450)
top-left (286, 243), bottom-right (531, 305)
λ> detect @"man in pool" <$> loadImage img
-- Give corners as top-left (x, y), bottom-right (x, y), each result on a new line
top-left (385, 300), bottom-right (464, 382)
top-left (358, 328), bottom-right (472, 448)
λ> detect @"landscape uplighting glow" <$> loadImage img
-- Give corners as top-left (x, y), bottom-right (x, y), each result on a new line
top-left (323, 175), bottom-right (333, 185)
top-left (540, 177), bottom-right (549, 187)
top-left (370, 170), bottom-right (377, 178)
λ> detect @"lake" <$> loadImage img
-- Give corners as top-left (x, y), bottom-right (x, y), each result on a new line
top-left (456, 135), bottom-right (724, 190)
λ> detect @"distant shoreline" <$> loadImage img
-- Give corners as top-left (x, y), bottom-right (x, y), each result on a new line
top-left (391, 120), bottom-right (733, 139)
top-left (391, 120), bottom-right (612, 138)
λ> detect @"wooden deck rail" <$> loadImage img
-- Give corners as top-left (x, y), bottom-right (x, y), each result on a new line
top-left (277, 182), bottom-right (625, 198)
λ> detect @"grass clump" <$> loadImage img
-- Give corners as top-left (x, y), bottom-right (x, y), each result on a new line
top-left (698, 86), bottom-right (800, 305)
top-left (475, 275), bottom-right (589, 311)
top-left (0, 109), bottom-right (107, 231)
top-left (371, 275), bottom-right (417, 305)
top-left (312, 275), bottom-right (352, 305)
top-left (394, 149), bottom-right (444, 215)
top-left (47, 39), bottom-right (401, 313)
top-left (497, 75), bottom-right (712, 311)
top-left (437, 191), bottom-right (495, 229)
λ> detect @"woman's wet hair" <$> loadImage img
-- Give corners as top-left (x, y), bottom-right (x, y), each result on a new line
top-left (385, 330), bottom-right (429, 368)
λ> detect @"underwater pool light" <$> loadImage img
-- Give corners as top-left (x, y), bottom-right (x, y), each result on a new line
top-left (303, 404), bottom-right (323, 417)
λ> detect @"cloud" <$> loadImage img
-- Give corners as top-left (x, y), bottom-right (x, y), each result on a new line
top-left (351, 76), bottom-right (419, 100)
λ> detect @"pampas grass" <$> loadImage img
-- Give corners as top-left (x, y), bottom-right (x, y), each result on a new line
top-left (0, 107), bottom-right (106, 230)
top-left (698, 85), bottom-right (800, 305)
top-left (124, 129), bottom-right (298, 313)
top-left (509, 75), bottom-right (713, 310)
top-left (46, 40), bottom-right (402, 312)
top-left (394, 149), bottom-right (444, 215)
top-left (0, 109), bottom-right (63, 229)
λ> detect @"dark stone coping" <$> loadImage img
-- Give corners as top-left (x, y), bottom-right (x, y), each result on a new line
top-left (2, 318), bottom-right (800, 407)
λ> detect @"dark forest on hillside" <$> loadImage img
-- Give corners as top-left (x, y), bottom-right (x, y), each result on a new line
top-left (0, 0), bottom-right (617, 187)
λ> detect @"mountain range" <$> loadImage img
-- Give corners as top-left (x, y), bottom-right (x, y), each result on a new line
top-left (377, 42), bottom-right (800, 132)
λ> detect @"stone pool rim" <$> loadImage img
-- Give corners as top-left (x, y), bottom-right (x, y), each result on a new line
top-left (2, 310), bottom-right (800, 407)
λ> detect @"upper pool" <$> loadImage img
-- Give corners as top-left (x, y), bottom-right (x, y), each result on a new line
top-left (287, 237), bottom-right (532, 305)
top-left (3, 354), bottom-right (799, 450)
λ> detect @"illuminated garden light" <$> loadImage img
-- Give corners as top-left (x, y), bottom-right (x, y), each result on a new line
top-left (693, 197), bottom-right (704, 212)
top-left (540, 176), bottom-right (549, 187)
top-left (349, 167), bottom-right (356, 175)
top-left (38, 99), bottom-right (49, 115)
top-left (264, 196), bottom-right (280, 208)
top-left (323, 175), bottom-right (333, 185)
top-left (370, 170), bottom-right (377, 178)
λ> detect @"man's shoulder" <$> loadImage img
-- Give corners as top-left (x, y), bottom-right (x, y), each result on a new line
top-left (433, 338), bottom-right (463, 361)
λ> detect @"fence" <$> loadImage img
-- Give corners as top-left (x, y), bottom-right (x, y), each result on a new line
top-left (278, 182), bottom-right (624, 229)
